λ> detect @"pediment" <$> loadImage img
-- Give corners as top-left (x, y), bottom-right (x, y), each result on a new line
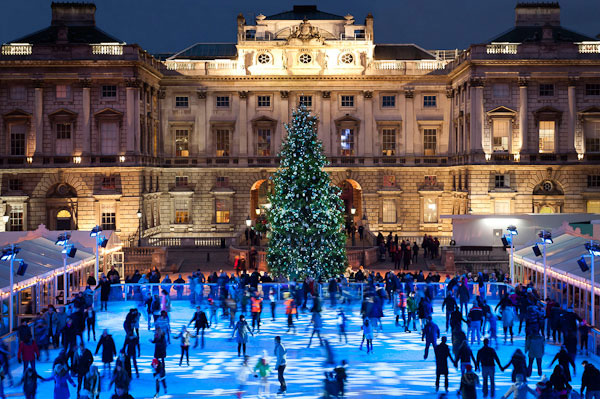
top-left (93, 108), bottom-right (123, 118)
top-left (579, 106), bottom-right (600, 115)
top-left (251, 115), bottom-right (278, 126)
top-left (49, 108), bottom-right (78, 121)
top-left (486, 106), bottom-right (517, 115)
top-left (334, 115), bottom-right (360, 126)
top-left (533, 106), bottom-right (563, 125)
top-left (3, 109), bottom-right (31, 121)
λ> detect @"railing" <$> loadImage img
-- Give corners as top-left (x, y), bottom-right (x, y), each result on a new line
top-left (577, 41), bottom-right (600, 54)
top-left (372, 61), bottom-right (405, 70)
top-left (417, 60), bottom-right (447, 70)
top-left (165, 61), bottom-right (196, 71)
top-left (144, 236), bottom-right (230, 247)
top-left (486, 42), bottom-right (519, 55)
top-left (1, 43), bottom-right (32, 56)
top-left (91, 43), bottom-right (124, 55)
top-left (206, 60), bottom-right (243, 70)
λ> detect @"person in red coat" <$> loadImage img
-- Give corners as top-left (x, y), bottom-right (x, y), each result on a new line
top-left (18, 337), bottom-right (40, 374)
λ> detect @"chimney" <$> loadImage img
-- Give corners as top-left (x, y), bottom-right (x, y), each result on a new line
top-left (515, 3), bottom-right (560, 27)
top-left (51, 2), bottom-right (96, 27)
top-left (365, 13), bottom-right (374, 41)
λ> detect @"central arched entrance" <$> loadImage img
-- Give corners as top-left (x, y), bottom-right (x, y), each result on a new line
top-left (338, 179), bottom-right (362, 226)
top-left (250, 179), bottom-right (273, 221)
top-left (56, 209), bottom-right (73, 230)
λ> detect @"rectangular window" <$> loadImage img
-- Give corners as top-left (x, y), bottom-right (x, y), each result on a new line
top-left (175, 129), bottom-right (189, 157)
top-left (216, 129), bottom-right (230, 156)
top-left (175, 96), bottom-right (189, 108)
top-left (56, 123), bottom-right (71, 139)
top-left (216, 96), bottom-right (230, 108)
top-left (585, 121), bottom-right (600, 153)
top-left (55, 84), bottom-right (70, 100)
top-left (423, 198), bottom-right (438, 223)
top-left (101, 85), bottom-right (117, 98)
top-left (215, 199), bottom-right (230, 224)
top-left (8, 179), bottom-right (22, 191)
top-left (586, 84), bottom-right (600, 96)
top-left (494, 174), bottom-right (511, 188)
top-left (175, 176), bottom-right (188, 187)
top-left (423, 128), bottom-right (437, 155)
top-left (9, 205), bottom-right (23, 231)
top-left (299, 95), bottom-right (312, 107)
top-left (423, 95), bottom-right (437, 108)
top-left (587, 200), bottom-right (600, 213)
top-left (493, 84), bottom-right (509, 98)
top-left (257, 95), bottom-right (271, 108)
top-left (381, 128), bottom-right (396, 156)
top-left (340, 95), bottom-right (354, 107)
top-left (101, 176), bottom-right (116, 190)
top-left (539, 84), bottom-right (554, 97)
top-left (340, 128), bottom-right (355, 156)
top-left (216, 176), bottom-right (229, 187)
top-left (10, 86), bottom-right (26, 101)
top-left (381, 95), bottom-right (396, 108)
top-left (492, 119), bottom-right (510, 152)
top-left (354, 29), bottom-right (365, 39)
top-left (174, 199), bottom-right (189, 224)
top-left (494, 199), bottom-right (511, 214)
top-left (538, 120), bottom-right (555, 153)
top-left (100, 122), bottom-right (118, 155)
top-left (101, 211), bottom-right (116, 231)
top-left (588, 175), bottom-right (600, 188)
top-left (382, 199), bottom-right (396, 224)
top-left (10, 124), bottom-right (26, 156)
top-left (257, 128), bottom-right (271, 156)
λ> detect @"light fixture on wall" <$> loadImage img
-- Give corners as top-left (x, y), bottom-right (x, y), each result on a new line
top-left (351, 207), bottom-right (356, 215)
top-left (255, 208), bottom-right (260, 216)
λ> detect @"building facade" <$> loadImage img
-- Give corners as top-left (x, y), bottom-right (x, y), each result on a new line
top-left (0, 3), bottom-right (599, 245)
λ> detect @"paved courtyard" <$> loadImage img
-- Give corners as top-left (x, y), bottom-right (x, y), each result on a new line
top-left (4, 297), bottom-right (597, 398)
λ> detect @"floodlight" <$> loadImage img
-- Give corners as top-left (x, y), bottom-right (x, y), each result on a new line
top-left (55, 233), bottom-right (71, 246)
top-left (585, 242), bottom-right (600, 257)
top-left (90, 226), bottom-right (102, 237)
top-left (507, 225), bottom-right (518, 235)
top-left (99, 237), bottom-right (109, 248)
top-left (16, 260), bottom-right (27, 276)
top-left (501, 236), bottom-right (510, 248)
top-left (577, 256), bottom-right (589, 272)
top-left (532, 245), bottom-right (542, 257)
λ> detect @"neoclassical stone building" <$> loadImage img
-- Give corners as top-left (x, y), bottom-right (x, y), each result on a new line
top-left (0, 2), bottom-right (599, 245)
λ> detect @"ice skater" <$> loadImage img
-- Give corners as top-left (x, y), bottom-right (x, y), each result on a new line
top-left (232, 315), bottom-right (254, 357)
top-left (274, 336), bottom-right (287, 395)
top-left (337, 309), bottom-right (348, 344)
top-left (151, 358), bottom-right (167, 398)
top-left (188, 306), bottom-right (210, 349)
top-left (253, 351), bottom-right (272, 399)
top-left (307, 310), bottom-right (324, 348)
top-left (359, 318), bottom-right (374, 354)
top-left (284, 293), bottom-right (296, 334)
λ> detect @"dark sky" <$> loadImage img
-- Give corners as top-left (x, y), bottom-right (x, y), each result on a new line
top-left (1, 1), bottom-right (599, 54)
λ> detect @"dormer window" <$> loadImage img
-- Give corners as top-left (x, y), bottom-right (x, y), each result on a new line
top-left (257, 53), bottom-right (271, 64)
top-left (299, 53), bottom-right (312, 64)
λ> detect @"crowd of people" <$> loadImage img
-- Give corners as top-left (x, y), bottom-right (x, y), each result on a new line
top-left (1, 264), bottom-right (599, 399)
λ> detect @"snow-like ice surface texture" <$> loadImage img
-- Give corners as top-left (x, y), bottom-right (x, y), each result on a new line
top-left (5, 297), bottom-right (599, 399)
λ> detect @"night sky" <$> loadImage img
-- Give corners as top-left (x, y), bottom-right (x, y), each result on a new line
top-left (1, 0), bottom-right (598, 54)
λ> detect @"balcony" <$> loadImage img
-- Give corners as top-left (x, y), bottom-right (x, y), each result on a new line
top-left (90, 43), bottom-right (124, 55)
top-left (1, 43), bottom-right (32, 56)
top-left (486, 42), bottom-right (519, 55)
top-left (577, 41), bottom-right (600, 54)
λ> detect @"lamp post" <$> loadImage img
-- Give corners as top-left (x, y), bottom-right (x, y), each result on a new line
top-left (90, 225), bottom-right (107, 284)
top-left (536, 230), bottom-right (553, 299)
top-left (1, 244), bottom-right (19, 332)
top-left (507, 225), bottom-right (518, 284)
top-left (56, 233), bottom-right (76, 302)
top-left (136, 209), bottom-right (142, 247)
top-left (582, 242), bottom-right (600, 327)
top-left (350, 207), bottom-right (357, 247)
top-left (245, 215), bottom-right (252, 250)
top-left (361, 213), bottom-right (368, 264)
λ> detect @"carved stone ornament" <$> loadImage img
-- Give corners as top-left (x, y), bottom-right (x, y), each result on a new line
top-left (322, 91), bottom-right (331, 99)
top-left (238, 91), bottom-right (248, 99)
top-left (197, 90), bottom-right (207, 100)
top-left (568, 75), bottom-right (579, 87)
top-left (446, 86), bottom-right (454, 98)
top-left (287, 19), bottom-right (325, 45)
top-left (125, 78), bottom-right (141, 88)
top-left (404, 88), bottom-right (414, 98)
top-left (469, 76), bottom-right (485, 88)
top-left (158, 90), bottom-right (166, 99)
top-left (518, 76), bottom-right (529, 87)
top-left (280, 91), bottom-right (289, 99)
top-left (80, 78), bottom-right (92, 88)
top-left (33, 79), bottom-right (44, 88)
top-left (363, 91), bottom-right (373, 99)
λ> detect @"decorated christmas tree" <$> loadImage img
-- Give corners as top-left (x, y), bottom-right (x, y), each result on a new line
top-left (266, 105), bottom-right (347, 279)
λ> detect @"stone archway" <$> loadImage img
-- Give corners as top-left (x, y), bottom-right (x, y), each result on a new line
top-left (532, 179), bottom-right (564, 214)
top-left (337, 179), bottom-right (363, 225)
top-left (250, 179), bottom-right (273, 221)
top-left (46, 182), bottom-right (78, 230)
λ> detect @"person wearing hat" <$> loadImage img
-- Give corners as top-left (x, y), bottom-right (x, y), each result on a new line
top-left (42, 363), bottom-right (76, 399)
top-left (253, 351), bottom-right (272, 399)
top-left (501, 374), bottom-right (537, 399)
top-left (284, 292), bottom-right (297, 334)
top-left (152, 358), bottom-right (167, 398)
top-left (459, 364), bottom-right (480, 399)
top-left (581, 360), bottom-right (600, 399)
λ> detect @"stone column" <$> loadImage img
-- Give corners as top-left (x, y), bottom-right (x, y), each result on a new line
top-left (320, 91), bottom-right (331, 155)
top-left (33, 81), bottom-right (44, 156)
top-left (363, 91), bottom-right (374, 157)
top-left (445, 87), bottom-right (454, 155)
top-left (125, 80), bottom-right (140, 155)
top-left (81, 79), bottom-right (91, 155)
top-left (568, 77), bottom-right (577, 153)
top-left (404, 88), bottom-right (415, 155)
top-left (518, 77), bottom-right (528, 154)
top-left (196, 90), bottom-right (206, 155)
top-left (237, 91), bottom-right (248, 164)
top-left (277, 91), bottom-right (289, 153)
top-left (158, 89), bottom-right (167, 157)
top-left (469, 77), bottom-right (485, 155)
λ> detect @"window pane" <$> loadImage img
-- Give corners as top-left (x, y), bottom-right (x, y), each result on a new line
top-left (423, 198), bottom-right (438, 223)
top-left (382, 200), bottom-right (396, 223)
top-left (423, 128), bottom-right (437, 155)
top-left (341, 95), bottom-right (354, 107)
top-left (538, 120), bottom-right (555, 153)
top-left (341, 128), bottom-right (355, 156)
top-left (175, 129), bottom-right (189, 157)
top-left (216, 129), bottom-right (230, 156)
top-left (175, 96), bottom-right (189, 108)
top-left (382, 95), bottom-right (396, 108)
top-left (10, 124), bottom-right (26, 156)
top-left (216, 199), bottom-right (230, 224)
top-left (423, 95), bottom-right (437, 107)
top-left (585, 121), bottom-right (600, 153)
top-left (56, 85), bottom-right (69, 99)
top-left (257, 95), bottom-right (271, 107)
top-left (587, 200), bottom-right (600, 213)
top-left (382, 128), bottom-right (396, 156)
top-left (492, 119), bottom-right (509, 152)
top-left (299, 95), bottom-right (312, 107)
top-left (175, 199), bottom-right (189, 224)
top-left (102, 85), bottom-right (117, 98)
top-left (216, 96), bottom-right (230, 107)
top-left (100, 122), bottom-right (119, 155)
top-left (257, 128), bottom-right (271, 156)
top-left (539, 84), bottom-right (554, 97)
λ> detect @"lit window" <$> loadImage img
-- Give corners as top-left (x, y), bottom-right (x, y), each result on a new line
top-left (492, 119), bottom-right (509, 152)
top-left (56, 85), bottom-right (70, 100)
top-left (588, 200), bottom-right (600, 213)
top-left (257, 53), bottom-right (271, 64)
top-left (215, 199), bottom-right (230, 224)
top-left (538, 121), bottom-right (555, 153)
top-left (101, 210), bottom-right (116, 231)
top-left (340, 95), bottom-right (354, 107)
top-left (585, 121), bottom-right (600, 153)
top-left (423, 128), bottom-right (437, 155)
top-left (299, 95), bottom-right (312, 107)
top-left (175, 176), bottom-right (188, 187)
top-left (381, 128), bottom-right (396, 156)
top-left (257, 95), bottom-right (271, 108)
top-left (175, 96), bottom-right (189, 108)
top-left (588, 175), bottom-right (600, 188)
top-left (9, 204), bottom-right (23, 231)
top-left (382, 199), bottom-right (396, 224)
top-left (102, 85), bottom-right (117, 98)
top-left (10, 124), bottom-right (26, 156)
top-left (586, 84), bottom-right (600, 96)
top-left (381, 95), bottom-right (396, 108)
top-left (216, 96), bottom-right (230, 108)
top-left (299, 53), bottom-right (312, 64)
top-left (423, 198), bottom-right (438, 223)
top-left (257, 128), bottom-right (271, 156)
top-left (10, 86), bottom-right (26, 101)
top-left (423, 95), bottom-right (437, 108)
top-left (216, 129), bottom-right (230, 156)
top-left (175, 129), bottom-right (189, 157)
top-left (340, 53), bottom-right (354, 64)
top-left (175, 199), bottom-right (189, 224)
top-left (493, 84), bottom-right (509, 98)
top-left (100, 122), bottom-right (119, 155)
top-left (539, 84), bottom-right (554, 97)
top-left (340, 128), bottom-right (355, 156)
